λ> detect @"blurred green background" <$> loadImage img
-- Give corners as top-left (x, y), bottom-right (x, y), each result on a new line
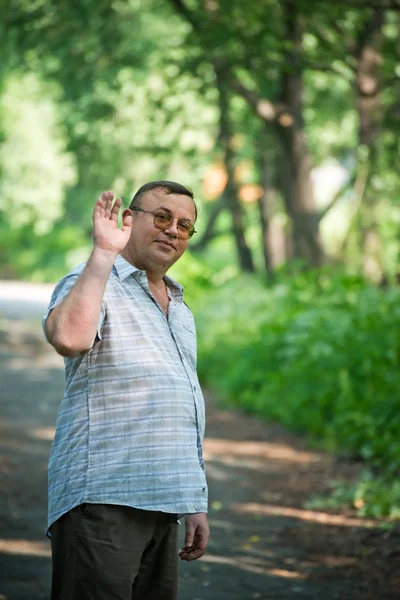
top-left (2, 0), bottom-right (400, 518)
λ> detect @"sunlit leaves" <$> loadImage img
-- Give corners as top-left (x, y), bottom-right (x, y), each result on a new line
top-left (0, 73), bottom-right (76, 234)
top-left (1, 0), bottom-right (400, 280)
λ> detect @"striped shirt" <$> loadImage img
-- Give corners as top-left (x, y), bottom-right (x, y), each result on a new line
top-left (42, 254), bottom-right (208, 532)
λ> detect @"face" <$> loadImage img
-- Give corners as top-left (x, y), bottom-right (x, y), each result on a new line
top-left (123, 188), bottom-right (196, 274)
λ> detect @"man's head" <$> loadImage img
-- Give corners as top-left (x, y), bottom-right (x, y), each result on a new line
top-left (129, 180), bottom-right (198, 221)
top-left (121, 181), bottom-right (197, 276)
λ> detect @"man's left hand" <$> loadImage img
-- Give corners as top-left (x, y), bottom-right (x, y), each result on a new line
top-left (179, 512), bottom-right (210, 561)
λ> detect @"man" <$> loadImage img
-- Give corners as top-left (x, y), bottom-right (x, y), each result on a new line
top-left (43, 181), bottom-right (209, 600)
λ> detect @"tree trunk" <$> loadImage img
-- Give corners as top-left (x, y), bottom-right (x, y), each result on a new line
top-left (353, 9), bottom-right (385, 278)
top-left (275, 1), bottom-right (324, 268)
top-left (190, 198), bottom-right (225, 251)
top-left (257, 146), bottom-right (286, 275)
top-left (216, 71), bottom-right (255, 273)
top-left (355, 11), bottom-right (384, 150)
top-left (257, 160), bottom-right (273, 276)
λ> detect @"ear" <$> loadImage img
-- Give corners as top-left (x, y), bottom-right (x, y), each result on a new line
top-left (122, 208), bottom-right (132, 219)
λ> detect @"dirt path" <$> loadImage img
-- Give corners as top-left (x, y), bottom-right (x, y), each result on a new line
top-left (0, 317), bottom-right (399, 600)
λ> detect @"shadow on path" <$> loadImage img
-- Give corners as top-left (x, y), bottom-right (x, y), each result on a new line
top-left (0, 319), bottom-right (398, 600)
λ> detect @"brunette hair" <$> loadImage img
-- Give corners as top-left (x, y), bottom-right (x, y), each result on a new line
top-left (129, 180), bottom-right (197, 220)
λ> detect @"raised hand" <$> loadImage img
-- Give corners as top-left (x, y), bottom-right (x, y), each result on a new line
top-left (92, 191), bottom-right (132, 255)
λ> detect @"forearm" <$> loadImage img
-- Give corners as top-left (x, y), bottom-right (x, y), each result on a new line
top-left (45, 248), bottom-right (117, 356)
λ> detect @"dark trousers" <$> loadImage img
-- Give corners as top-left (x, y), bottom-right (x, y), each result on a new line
top-left (50, 504), bottom-right (179, 600)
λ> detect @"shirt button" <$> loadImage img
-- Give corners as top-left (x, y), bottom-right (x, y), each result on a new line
top-left (202, 487), bottom-right (206, 492)
top-left (193, 386), bottom-right (197, 391)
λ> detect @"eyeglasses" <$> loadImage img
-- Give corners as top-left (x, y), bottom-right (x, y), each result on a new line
top-left (131, 207), bottom-right (197, 239)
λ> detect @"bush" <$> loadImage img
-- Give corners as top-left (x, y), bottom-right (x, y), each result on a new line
top-left (194, 268), bottom-right (400, 518)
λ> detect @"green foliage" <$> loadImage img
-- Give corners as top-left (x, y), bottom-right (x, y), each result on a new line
top-left (169, 251), bottom-right (214, 306)
top-left (354, 473), bottom-right (400, 519)
top-left (306, 472), bottom-right (400, 520)
top-left (2, 0), bottom-right (400, 517)
top-left (195, 268), bottom-right (400, 518)
top-left (0, 0), bottom-right (221, 280)
top-left (0, 221), bottom-right (89, 282)
top-left (0, 73), bottom-right (76, 234)
top-left (2, 0), bottom-right (400, 279)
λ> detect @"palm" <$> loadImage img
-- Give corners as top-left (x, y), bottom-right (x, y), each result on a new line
top-left (92, 191), bottom-right (132, 253)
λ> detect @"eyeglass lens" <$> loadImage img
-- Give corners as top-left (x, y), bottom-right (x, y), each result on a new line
top-left (154, 213), bottom-right (194, 238)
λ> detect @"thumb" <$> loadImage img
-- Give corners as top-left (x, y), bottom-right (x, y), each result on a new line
top-left (184, 526), bottom-right (195, 548)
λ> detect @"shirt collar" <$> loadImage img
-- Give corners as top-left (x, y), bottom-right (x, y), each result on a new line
top-left (114, 254), bottom-right (141, 280)
top-left (114, 254), bottom-right (184, 301)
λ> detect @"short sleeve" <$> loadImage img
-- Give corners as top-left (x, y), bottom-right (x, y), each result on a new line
top-left (42, 263), bottom-right (106, 343)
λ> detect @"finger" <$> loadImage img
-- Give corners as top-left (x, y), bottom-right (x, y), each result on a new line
top-left (179, 548), bottom-right (204, 561)
top-left (102, 191), bottom-right (114, 215)
top-left (93, 196), bottom-right (105, 220)
top-left (184, 532), bottom-right (194, 550)
top-left (111, 197), bottom-right (122, 212)
top-left (180, 535), bottom-right (207, 556)
top-left (184, 519), bottom-right (196, 548)
top-left (96, 192), bottom-right (112, 217)
top-left (196, 536), bottom-right (208, 553)
top-left (101, 190), bottom-right (114, 202)
top-left (181, 531), bottom-right (208, 558)
top-left (179, 541), bottom-right (197, 556)
top-left (110, 197), bottom-right (122, 222)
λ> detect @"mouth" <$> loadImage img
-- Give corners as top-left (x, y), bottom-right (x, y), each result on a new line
top-left (156, 240), bottom-right (176, 250)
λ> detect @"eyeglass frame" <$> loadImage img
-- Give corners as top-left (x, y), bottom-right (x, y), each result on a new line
top-left (130, 207), bottom-right (197, 239)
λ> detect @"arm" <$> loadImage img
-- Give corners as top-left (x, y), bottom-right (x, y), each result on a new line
top-left (45, 191), bottom-right (132, 357)
top-left (179, 513), bottom-right (210, 561)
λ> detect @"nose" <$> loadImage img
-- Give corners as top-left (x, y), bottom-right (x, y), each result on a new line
top-left (163, 218), bottom-right (179, 237)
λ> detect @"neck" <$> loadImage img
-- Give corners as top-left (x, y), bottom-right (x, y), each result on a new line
top-left (119, 249), bottom-right (168, 286)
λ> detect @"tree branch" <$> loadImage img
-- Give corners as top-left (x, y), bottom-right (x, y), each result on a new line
top-left (4, 6), bottom-right (46, 29)
top-left (190, 226), bottom-right (232, 251)
top-left (170, 0), bottom-right (198, 28)
top-left (327, 19), bottom-right (347, 39)
top-left (190, 197), bottom-right (225, 251)
top-left (305, 61), bottom-right (354, 79)
top-left (231, 80), bottom-right (283, 123)
top-left (336, 163), bottom-right (370, 254)
top-left (353, 7), bottom-right (386, 60)
top-left (309, 22), bottom-right (357, 72)
top-left (317, 174), bottom-right (355, 224)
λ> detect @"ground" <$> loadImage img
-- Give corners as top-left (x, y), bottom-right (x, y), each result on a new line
top-left (0, 282), bottom-right (399, 600)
